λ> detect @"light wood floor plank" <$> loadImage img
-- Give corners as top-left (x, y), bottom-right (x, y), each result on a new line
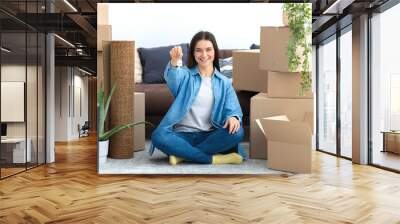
top-left (1, 135), bottom-right (400, 223)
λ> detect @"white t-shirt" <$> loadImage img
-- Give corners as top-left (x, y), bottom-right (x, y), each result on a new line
top-left (174, 76), bottom-right (214, 132)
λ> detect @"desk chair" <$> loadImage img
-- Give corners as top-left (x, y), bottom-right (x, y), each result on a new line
top-left (78, 121), bottom-right (90, 138)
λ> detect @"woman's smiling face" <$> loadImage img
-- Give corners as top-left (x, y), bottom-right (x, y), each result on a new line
top-left (194, 40), bottom-right (215, 68)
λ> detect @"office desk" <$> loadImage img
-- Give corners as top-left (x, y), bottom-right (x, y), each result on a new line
top-left (1, 138), bottom-right (32, 163)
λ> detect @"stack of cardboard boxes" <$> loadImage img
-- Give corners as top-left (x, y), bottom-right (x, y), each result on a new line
top-left (232, 26), bottom-right (313, 173)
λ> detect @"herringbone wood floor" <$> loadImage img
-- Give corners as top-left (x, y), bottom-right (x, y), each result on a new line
top-left (1, 134), bottom-right (400, 224)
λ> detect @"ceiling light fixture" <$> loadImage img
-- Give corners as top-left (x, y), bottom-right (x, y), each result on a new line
top-left (54, 34), bottom-right (75, 48)
top-left (322, 0), bottom-right (355, 15)
top-left (77, 67), bottom-right (93, 76)
top-left (63, 0), bottom-right (78, 12)
top-left (76, 48), bottom-right (86, 56)
top-left (1, 47), bottom-right (11, 53)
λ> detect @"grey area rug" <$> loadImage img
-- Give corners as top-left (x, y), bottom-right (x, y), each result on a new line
top-left (99, 142), bottom-right (288, 175)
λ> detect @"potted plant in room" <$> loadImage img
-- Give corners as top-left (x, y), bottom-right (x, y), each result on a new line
top-left (98, 84), bottom-right (153, 163)
top-left (283, 3), bottom-right (312, 94)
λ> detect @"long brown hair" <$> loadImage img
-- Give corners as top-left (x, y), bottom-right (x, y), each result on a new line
top-left (187, 31), bottom-right (220, 72)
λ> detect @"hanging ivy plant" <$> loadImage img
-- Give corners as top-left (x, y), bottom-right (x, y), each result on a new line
top-left (283, 3), bottom-right (312, 94)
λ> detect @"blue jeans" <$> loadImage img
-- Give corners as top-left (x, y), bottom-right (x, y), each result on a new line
top-left (151, 127), bottom-right (244, 164)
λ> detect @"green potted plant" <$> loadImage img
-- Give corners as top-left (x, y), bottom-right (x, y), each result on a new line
top-left (283, 3), bottom-right (312, 94)
top-left (98, 83), bottom-right (153, 163)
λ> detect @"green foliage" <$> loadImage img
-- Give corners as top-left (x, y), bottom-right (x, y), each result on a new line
top-left (283, 3), bottom-right (312, 94)
top-left (98, 84), bottom-right (154, 141)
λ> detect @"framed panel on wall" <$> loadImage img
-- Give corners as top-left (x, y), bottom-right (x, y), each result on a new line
top-left (1, 81), bottom-right (25, 122)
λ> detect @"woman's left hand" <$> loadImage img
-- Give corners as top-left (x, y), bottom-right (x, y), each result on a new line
top-left (223, 117), bottom-right (240, 134)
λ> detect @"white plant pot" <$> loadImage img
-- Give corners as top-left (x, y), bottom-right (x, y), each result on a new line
top-left (99, 140), bottom-right (109, 163)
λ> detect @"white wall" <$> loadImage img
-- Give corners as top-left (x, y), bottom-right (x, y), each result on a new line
top-left (1, 65), bottom-right (26, 82)
top-left (72, 73), bottom-right (89, 138)
top-left (109, 3), bottom-right (284, 49)
top-left (1, 65), bottom-right (31, 138)
top-left (55, 67), bottom-right (69, 141)
top-left (55, 67), bottom-right (89, 141)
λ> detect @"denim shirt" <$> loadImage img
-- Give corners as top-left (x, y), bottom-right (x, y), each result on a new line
top-left (148, 62), bottom-right (246, 158)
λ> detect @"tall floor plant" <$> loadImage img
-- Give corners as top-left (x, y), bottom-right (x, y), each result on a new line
top-left (98, 84), bottom-right (153, 141)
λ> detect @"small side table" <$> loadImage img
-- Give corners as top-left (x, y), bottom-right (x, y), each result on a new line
top-left (381, 131), bottom-right (400, 154)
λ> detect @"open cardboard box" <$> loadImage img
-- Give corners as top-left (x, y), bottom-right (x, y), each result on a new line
top-left (250, 93), bottom-right (314, 159)
top-left (256, 113), bottom-right (313, 173)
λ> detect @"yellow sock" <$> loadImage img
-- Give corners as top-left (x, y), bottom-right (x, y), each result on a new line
top-left (212, 153), bottom-right (243, 165)
top-left (169, 155), bottom-right (184, 165)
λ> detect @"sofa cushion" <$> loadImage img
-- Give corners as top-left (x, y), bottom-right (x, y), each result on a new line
top-left (219, 57), bottom-right (233, 79)
top-left (249, 43), bottom-right (260, 49)
top-left (135, 83), bottom-right (257, 117)
top-left (138, 43), bottom-right (189, 84)
top-left (219, 49), bottom-right (233, 59)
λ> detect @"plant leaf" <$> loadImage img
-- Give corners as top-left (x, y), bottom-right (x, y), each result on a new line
top-left (99, 121), bottom-right (154, 141)
top-left (98, 88), bottom-right (105, 136)
top-left (104, 84), bottom-right (117, 122)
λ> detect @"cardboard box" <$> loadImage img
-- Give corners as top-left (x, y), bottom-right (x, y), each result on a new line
top-left (259, 26), bottom-right (309, 72)
top-left (256, 114), bottom-right (312, 173)
top-left (98, 41), bottom-right (111, 98)
top-left (250, 93), bottom-right (313, 159)
top-left (97, 25), bottom-right (112, 52)
top-left (134, 92), bottom-right (145, 151)
top-left (97, 3), bottom-right (110, 25)
top-left (267, 71), bottom-right (313, 99)
top-left (232, 50), bottom-right (268, 93)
